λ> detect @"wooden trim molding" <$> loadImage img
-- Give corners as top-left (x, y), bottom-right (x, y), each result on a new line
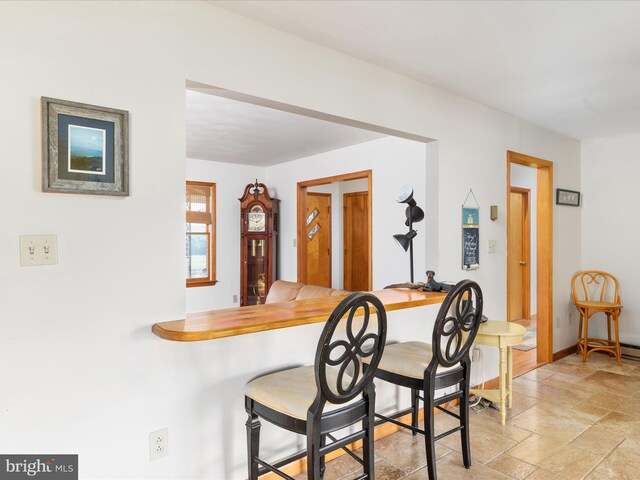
top-left (297, 170), bottom-right (372, 289)
top-left (186, 181), bottom-right (216, 288)
top-left (553, 344), bottom-right (578, 362)
top-left (507, 151), bottom-right (554, 365)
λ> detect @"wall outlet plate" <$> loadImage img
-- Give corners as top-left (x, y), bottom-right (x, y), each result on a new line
top-left (487, 239), bottom-right (497, 254)
top-left (149, 428), bottom-right (168, 460)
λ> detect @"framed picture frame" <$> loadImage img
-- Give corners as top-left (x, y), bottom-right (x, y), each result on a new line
top-left (42, 97), bottom-right (129, 196)
top-left (556, 188), bottom-right (580, 206)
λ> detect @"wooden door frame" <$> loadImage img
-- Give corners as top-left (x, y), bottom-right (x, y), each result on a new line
top-left (508, 186), bottom-right (531, 322)
top-left (343, 191), bottom-right (370, 290)
top-left (297, 170), bottom-right (372, 290)
top-left (305, 192), bottom-right (332, 288)
top-left (507, 151), bottom-right (553, 365)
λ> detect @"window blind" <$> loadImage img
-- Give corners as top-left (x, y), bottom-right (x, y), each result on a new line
top-left (186, 183), bottom-right (212, 224)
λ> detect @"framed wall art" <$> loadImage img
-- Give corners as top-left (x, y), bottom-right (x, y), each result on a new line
top-left (462, 189), bottom-right (480, 270)
top-left (556, 188), bottom-right (580, 206)
top-left (41, 97), bottom-right (129, 196)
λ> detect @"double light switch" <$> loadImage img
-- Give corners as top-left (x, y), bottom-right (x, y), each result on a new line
top-left (20, 234), bottom-right (58, 266)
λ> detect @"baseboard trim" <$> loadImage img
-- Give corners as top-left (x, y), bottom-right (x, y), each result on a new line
top-left (620, 342), bottom-right (640, 360)
top-left (553, 344), bottom-right (577, 362)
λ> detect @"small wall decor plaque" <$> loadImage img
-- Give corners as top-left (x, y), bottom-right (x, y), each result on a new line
top-left (41, 97), bottom-right (129, 196)
top-left (462, 189), bottom-right (480, 270)
top-left (556, 188), bottom-right (580, 206)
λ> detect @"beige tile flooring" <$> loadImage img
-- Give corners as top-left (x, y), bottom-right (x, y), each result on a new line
top-left (313, 353), bottom-right (640, 480)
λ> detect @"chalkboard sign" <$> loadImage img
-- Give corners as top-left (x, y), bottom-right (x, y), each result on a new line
top-left (462, 227), bottom-right (479, 270)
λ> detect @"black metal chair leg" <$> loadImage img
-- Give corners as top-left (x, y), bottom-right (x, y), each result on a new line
top-left (307, 428), bottom-right (322, 480)
top-left (423, 388), bottom-right (438, 480)
top-left (411, 388), bottom-right (419, 436)
top-left (246, 403), bottom-right (261, 480)
top-left (460, 381), bottom-right (472, 468)
top-left (319, 434), bottom-right (326, 479)
top-left (363, 389), bottom-right (376, 479)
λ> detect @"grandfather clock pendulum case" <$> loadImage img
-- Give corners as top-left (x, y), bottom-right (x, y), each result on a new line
top-left (239, 180), bottom-right (279, 306)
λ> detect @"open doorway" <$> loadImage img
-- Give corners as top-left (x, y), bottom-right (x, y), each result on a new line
top-left (185, 81), bottom-right (434, 313)
top-left (298, 171), bottom-right (372, 291)
top-left (507, 151), bottom-right (553, 370)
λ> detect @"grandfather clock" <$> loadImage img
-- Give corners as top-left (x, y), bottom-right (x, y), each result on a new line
top-left (239, 180), bottom-right (279, 306)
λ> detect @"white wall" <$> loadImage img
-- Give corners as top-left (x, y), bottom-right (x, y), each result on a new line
top-left (510, 164), bottom-right (538, 314)
top-left (186, 158), bottom-right (265, 312)
top-left (268, 136), bottom-right (429, 290)
top-left (582, 133), bottom-right (640, 344)
top-left (0, 2), bottom-right (581, 479)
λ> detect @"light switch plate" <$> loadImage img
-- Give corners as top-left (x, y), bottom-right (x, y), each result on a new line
top-left (487, 239), bottom-right (497, 254)
top-left (20, 235), bottom-right (58, 266)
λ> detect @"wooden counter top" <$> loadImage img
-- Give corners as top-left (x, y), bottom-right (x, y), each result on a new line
top-left (152, 289), bottom-right (447, 342)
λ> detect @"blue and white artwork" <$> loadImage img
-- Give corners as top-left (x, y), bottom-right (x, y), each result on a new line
top-left (68, 125), bottom-right (106, 174)
top-left (462, 207), bottom-right (479, 226)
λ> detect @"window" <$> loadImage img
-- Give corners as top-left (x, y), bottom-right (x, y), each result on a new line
top-left (186, 181), bottom-right (216, 287)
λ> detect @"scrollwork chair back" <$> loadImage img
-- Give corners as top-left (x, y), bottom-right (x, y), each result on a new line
top-left (431, 280), bottom-right (483, 372)
top-left (314, 292), bottom-right (387, 406)
top-left (572, 270), bottom-right (620, 305)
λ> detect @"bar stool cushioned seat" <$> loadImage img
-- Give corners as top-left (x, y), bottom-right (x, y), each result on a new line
top-left (372, 342), bottom-right (458, 379)
top-left (245, 292), bottom-right (387, 480)
top-left (246, 366), bottom-right (353, 420)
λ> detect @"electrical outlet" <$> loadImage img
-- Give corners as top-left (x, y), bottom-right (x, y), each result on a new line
top-left (293, 238), bottom-right (297, 247)
top-left (556, 317), bottom-right (560, 328)
top-left (233, 294), bottom-right (238, 303)
top-left (487, 239), bottom-right (497, 254)
top-left (149, 428), bottom-right (168, 461)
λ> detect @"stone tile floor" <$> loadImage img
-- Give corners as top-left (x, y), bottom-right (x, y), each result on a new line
top-left (308, 353), bottom-right (640, 480)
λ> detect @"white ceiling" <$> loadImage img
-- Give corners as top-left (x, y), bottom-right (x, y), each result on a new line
top-left (186, 89), bottom-right (384, 166)
top-left (212, 1), bottom-right (640, 140)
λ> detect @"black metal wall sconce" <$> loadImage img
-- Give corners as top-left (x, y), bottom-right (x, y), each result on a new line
top-left (393, 184), bottom-right (424, 283)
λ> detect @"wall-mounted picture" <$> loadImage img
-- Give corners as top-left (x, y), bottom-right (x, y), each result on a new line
top-left (462, 227), bottom-right (479, 270)
top-left (42, 97), bottom-right (129, 196)
top-left (556, 188), bottom-right (580, 206)
top-left (68, 125), bottom-right (106, 174)
top-left (462, 207), bottom-right (479, 226)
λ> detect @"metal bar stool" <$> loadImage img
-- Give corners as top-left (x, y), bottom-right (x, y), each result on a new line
top-left (244, 292), bottom-right (387, 480)
top-left (572, 270), bottom-right (622, 365)
top-left (364, 280), bottom-right (483, 480)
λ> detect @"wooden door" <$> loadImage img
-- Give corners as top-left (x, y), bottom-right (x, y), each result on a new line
top-left (508, 188), bottom-right (530, 321)
top-left (344, 191), bottom-right (370, 291)
top-left (305, 193), bottom-right (331, 287)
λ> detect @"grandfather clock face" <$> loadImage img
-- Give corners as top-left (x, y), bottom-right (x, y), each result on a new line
top-left (247, 205), bottom-right (266, 232)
